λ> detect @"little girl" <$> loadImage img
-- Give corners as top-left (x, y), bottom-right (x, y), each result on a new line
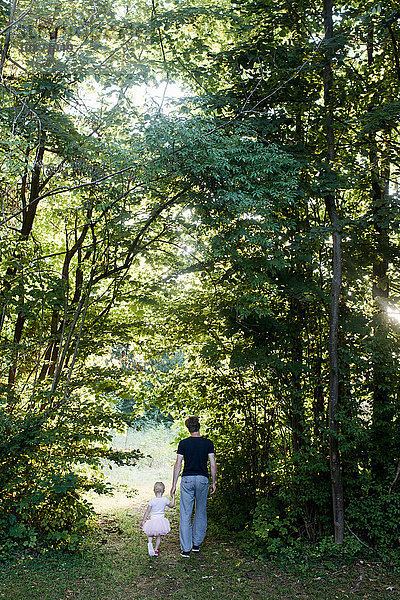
top-left (140, 481), bottom-right (175, 556)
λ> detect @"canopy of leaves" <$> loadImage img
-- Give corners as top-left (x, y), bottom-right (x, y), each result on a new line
top-left (0, 0), bottom-right (400, 561)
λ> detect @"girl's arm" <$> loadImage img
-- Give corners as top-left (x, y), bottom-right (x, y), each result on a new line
top-left (140, 504), bottom-right (152, 527)
top-left (167, 493), bottom-right (175, 508)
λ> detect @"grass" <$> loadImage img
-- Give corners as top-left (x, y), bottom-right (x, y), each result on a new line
top-left (0, 504), bottom-right (399, 600)
top-left (1, 426), bottom-right (398, 599)
top-left (104, 423), bottom-right (178, 498)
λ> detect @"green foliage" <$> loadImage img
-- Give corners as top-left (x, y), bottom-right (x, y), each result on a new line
top-left (253, 497), bottom-right (298, 544)
top-left (346, 481), bottom-right (400, 551)
top-left (118, 0), bottom-right (400, 561)
top-left (133, 405), bottom-right (174, 429)
top-left (29, 487), bottom-right (92, 551)
top-left (0, 390), bottom-right (142, 553)
top-left (1, 0), bottom-right (400, 561)
top-left (2, 506), bottom-right (398, 600)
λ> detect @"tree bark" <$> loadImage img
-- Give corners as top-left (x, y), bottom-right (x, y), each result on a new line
top-left (290, 298), bottom-right (305, 454)
top-left (21, 143), bottom-right (46, 240)
top-left (0, 0), bottom-right (17, 77)
top-left (323, 0), bottom-right (344, 545)
top-left (8, 312), bottom-right (26, 387)
top-left (39, 207), bottom-right (92, 381)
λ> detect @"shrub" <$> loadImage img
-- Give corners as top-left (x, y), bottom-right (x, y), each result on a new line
top-left (0, 390), bottom-right (142, 555)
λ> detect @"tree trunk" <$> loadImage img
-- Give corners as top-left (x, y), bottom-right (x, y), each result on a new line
top-left (0, 0), bottom-right (17, 77)
top-left (21, 143), bottom-right (45, 240)
top-left (8, 312), bottom-right (26, 387)
top-left (290, 298), bottom-right (305, 454)
top-left (323, 0), bottom-right (344, 544)
top-left (312, 340), bottom-right (324, 443)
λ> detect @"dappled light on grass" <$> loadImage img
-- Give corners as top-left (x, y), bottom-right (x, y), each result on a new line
top-left (1, 502), bottom-right (399, 600)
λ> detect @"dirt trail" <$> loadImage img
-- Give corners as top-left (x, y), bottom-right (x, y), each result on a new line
top-left (87, 491), bottom-right (400, 600)
top-left (90, 490), bottom-right (149, 515)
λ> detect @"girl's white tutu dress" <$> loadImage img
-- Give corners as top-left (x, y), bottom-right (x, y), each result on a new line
top-left (142, 496), bottom-right (171, 536)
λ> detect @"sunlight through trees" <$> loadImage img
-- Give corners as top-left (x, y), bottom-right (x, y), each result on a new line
top-left (0, 0), bottom-right (400, 562)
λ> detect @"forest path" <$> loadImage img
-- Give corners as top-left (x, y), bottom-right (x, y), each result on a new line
top-left (85, 490), bottom-right (399, 600)
top-left (1, 486), bottom-right (398, 600)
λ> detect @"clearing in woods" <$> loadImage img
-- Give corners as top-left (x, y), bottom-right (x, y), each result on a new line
top-left (0, 426), bottom-right (398, 599)
top-left (0, 487), bottom-right (399, 600)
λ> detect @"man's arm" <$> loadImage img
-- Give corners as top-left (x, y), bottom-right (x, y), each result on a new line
top-left (208, 452), bottom-right (217, 495)
top-left (170, 453), bottom-right (183, 496)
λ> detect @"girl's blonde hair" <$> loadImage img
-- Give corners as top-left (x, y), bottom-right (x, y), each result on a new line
top-left (154, 481), bottom-right (165, 494)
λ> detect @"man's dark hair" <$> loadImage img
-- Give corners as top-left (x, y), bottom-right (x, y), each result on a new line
top-left (185, 416), bottom-right (200, 433)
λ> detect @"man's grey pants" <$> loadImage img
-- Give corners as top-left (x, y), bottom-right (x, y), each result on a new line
top-left (180, 475), bottom-right (209, 552)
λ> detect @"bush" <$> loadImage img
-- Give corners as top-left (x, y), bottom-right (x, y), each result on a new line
top-left (0, 390), bottom-right (142, 555)
top-left (346, 481), bottom-right (400, 550)
top-left (253, 496), bottom-right (298, 542)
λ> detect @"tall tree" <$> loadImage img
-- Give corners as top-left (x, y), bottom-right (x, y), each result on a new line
top-left (137, 0), bottom-right (400, 551)
top-left (322, 0), bottom-right (344, 545)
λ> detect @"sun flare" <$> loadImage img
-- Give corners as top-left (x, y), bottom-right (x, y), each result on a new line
top-left (387, 307), bottom-right (400, 323)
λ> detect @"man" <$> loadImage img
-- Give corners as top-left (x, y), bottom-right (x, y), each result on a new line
top-left (170, 415), bottom-right (217, 557)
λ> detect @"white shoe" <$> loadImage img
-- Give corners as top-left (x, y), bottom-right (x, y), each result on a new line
top-left (148, 542), bottom-right (155, 556)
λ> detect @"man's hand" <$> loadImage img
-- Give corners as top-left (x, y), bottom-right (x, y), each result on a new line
top-left (209, 482), bottom-right (216, 495)
top-left (171, 454), bottom-right (183, 498)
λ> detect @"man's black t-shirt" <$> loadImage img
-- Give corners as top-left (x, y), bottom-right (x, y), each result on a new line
top-left (177, 437), bottom-right (215, 479)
